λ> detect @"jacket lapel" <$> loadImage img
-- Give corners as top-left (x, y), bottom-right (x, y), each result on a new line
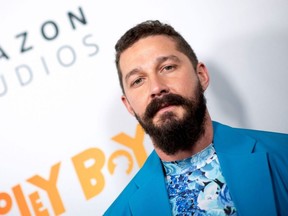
top-left (213, 122), bottom-right (277, 216)
top-left (129, 151), bottom-right (172, 216)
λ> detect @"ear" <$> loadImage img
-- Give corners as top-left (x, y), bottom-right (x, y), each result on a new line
top-left (121, 95), bottom-right (135, 116)
top-left (196, 62), bottom-right (210, 91)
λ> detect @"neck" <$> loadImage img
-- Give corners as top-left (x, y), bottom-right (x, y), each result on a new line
top-left (154, 112), bottom-right (213, 162)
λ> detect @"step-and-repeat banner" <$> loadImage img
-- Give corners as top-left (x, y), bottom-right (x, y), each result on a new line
top-left (1, 0), bottom-right (287, 215)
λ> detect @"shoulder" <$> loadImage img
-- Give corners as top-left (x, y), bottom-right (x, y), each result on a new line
top-left (238, 127), bottom-right (288, 159)
top-left (213, 121), bottom-right (288, 154)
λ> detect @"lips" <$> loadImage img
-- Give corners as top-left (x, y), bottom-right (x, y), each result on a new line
top-left (159, 102), bottom-right (170, 110)
top-left (144, 93), bottom-right (187, 120)
top-left (157, 104), bottom-right (175, 114)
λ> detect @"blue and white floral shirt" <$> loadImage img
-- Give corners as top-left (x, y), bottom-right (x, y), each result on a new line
top-left (162, 144), bottom-right (237, 216)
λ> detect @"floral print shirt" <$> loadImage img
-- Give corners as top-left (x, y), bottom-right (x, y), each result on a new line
top-left (162, 144), bottom-right (237, 216)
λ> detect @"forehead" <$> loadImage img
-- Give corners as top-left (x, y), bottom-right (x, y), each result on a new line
top-left (122, 35), bottom-right (178, 58)
top-left (119, 35), bottom-right (180, 72)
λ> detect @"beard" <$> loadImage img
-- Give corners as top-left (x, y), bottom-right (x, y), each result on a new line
top-left (135, 83), bottom-right (207, 156)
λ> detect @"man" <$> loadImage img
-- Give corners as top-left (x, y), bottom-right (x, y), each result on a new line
top-left (104, 20), bottom-right (288, 216)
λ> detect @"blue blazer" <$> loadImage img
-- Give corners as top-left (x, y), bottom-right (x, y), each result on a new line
top-left (104, 122), bottom-right (288, 216)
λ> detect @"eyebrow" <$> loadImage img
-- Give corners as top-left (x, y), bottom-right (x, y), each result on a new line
top-left (156, 55), bottom-right (181, 64)
top-left (124, 55), bottom-right (181, 84)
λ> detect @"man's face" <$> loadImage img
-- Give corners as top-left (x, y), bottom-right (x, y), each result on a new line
top-left (120, 35), bottom-right (209, 127)
top-left (119, 35), bottom-right (209, 155)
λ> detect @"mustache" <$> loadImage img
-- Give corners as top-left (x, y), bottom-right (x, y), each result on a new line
top-left (144, 93), bottom-right (189, 119)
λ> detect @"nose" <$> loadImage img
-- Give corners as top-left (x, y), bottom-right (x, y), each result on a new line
top-left (150, 77), bottom-right (170, 99)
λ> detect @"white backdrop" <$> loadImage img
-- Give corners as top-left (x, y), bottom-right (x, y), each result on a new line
top-left (0, 0), bottom-right (287, 215)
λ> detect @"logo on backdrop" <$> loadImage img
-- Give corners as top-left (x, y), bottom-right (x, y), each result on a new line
top-left (0, 6), bottom-right (137, 215)
top-left (0, 124), bottom-right (148, 215)
top-left (0, 6), bottom-right (99, 97)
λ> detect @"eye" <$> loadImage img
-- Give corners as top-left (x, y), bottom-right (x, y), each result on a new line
top-left (131, 77), bottom-right (144, 87)
top-left (162, 65), bottom-right (176, 72)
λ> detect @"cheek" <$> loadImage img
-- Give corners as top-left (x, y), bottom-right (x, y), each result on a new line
top-left (135, 101), bottom-right (147, 115)
top-left (128, 95), bottom-right (147, 115)
top-left (173, 81), bottom-right (194, 97)
top-left (179, 76), bottom-right (199, 96)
